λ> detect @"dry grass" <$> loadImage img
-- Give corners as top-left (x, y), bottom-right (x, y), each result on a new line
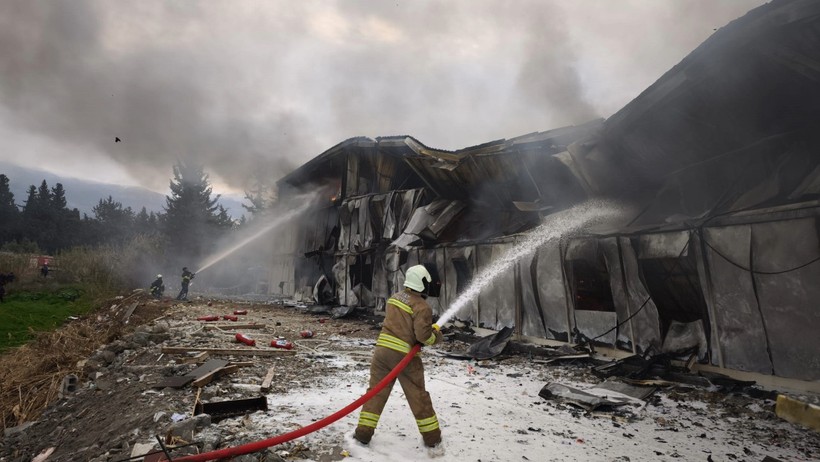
top-left (0, 291), bottom-right (155, 430)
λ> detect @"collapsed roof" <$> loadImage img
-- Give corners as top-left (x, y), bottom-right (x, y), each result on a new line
top-left (271, 0), bottom-right (820, 384)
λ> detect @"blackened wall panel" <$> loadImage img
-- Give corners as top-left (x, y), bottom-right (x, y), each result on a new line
top-left (618, 237), bottom-right (662, 354)
top-left (518, 249), bottom-right (546, 338)
top-left (476, 243), bottom-right (516, 330)
top-left (533, 240), bottom-right (569, 339)
top-left (752, 218), bottom-right (820, 380)
top-left (704, 226), bottom-right (772, 374)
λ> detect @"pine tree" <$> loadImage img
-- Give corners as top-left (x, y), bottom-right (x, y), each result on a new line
top-left (163, 161), bottom-right (232, 262)
top-left (93, 196), bottom-right (136, 245)
top-left (0, 174), bottom-right (19, 245)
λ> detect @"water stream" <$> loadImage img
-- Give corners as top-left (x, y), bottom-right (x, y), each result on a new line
top-left (436, 200), bottom-right (624, 326)
top-left (195, 200), bottom-right (314, 274)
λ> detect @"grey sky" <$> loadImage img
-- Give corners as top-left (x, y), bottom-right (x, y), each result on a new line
top-left (0, 0), bottom-right (765, 196)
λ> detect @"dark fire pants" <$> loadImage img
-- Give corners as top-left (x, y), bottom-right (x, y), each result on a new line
top-left (354, 346), bottom-right (441, 447)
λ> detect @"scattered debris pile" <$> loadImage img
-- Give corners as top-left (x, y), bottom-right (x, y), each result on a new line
top-left (1, 297), bottom-right (818, 462)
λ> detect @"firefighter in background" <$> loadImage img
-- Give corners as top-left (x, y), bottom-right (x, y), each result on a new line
top-left (0, 272), bottom-right (15, 303)
top-left (40, 261), bottom-right (49, 278)
top-left (354, 265), bottom-right (444, 455)
top-left (176, 267), bottom-right (195, 300)
top-left (150, 274), bottom-right (164, 299)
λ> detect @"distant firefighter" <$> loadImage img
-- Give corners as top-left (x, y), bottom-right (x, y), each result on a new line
top-left (0, 272), bottom-right (15, 303)
top-left (176, 267), bottom-right (195, 301)
top-left (41, 262), bottom-right (49, 278)
top-left (150, 274), bottom-right (165, 299)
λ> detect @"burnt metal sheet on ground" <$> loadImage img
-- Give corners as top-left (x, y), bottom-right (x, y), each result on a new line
top-left (594, 379), bottom-right (657, 401)
top-left (539, 382), bottom-right (631, 411)
top-left (439, 327), bottom-right (514, 360)
top-left (195, 396), bottom-right (268, 421)
top-left (751, 218), bottom-right (820, 381)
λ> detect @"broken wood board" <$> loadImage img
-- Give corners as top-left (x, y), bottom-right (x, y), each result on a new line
top-left (260, 366), bottom-right (276, 392)
top-left (181, 351), bottom-right (210, 364)
top-left (121, 301), bottom-right (139, 324)
top-left (186, 359), bottom-right (230, 381)
top-left (191, 364), bottom-right (239, 388)
top-left (161, 346), bottom-right (296, 357)
top-left (227, 361), bottom-right (254, 368)
top-left (153, 375), bottom-right (194, 389)
top-left (203, 323), bottom-right (265, 330)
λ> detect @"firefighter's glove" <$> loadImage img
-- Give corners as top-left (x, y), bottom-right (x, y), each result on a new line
top-left (432, 325), bottom-right (443, 345)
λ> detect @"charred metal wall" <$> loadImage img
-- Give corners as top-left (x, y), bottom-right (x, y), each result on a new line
top-left (701, 217), bottom-right (820, 380)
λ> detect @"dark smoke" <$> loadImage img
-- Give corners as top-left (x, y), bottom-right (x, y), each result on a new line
top-left (0, 1), bottom-right (765, 193)
top-left (0, 0), bottom-right (311, 191)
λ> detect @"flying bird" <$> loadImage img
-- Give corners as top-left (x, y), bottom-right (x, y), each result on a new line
top-left (115, 137), bottom-right (121, 142)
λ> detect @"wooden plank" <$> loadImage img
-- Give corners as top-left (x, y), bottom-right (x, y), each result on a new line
top-left (181, 351), bottom-right (210, 364)
top-left (121, 301), bottom-right (139, 324)
top-left (260, 366), bottom-right (276, 392)
top-left (186, 359), bottom-right (229, 381)
top-left (161, 346), bottom-right (296, 357)
top-left (152, 376), bottom-right (194, 389)
top-left (203, 323), bottom-right (266, 330)
top-left (191, 365), bottom-right (239, 388)
top-left (227, 361), bottom-right (254, 368)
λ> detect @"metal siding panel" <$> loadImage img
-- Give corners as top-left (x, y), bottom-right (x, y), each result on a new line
top-left (618, 237), bottom-right (663, 354)
top-left (704, 226), bottom-right (772, 374)
top-left (518, 249), bottom-right (546, 338)
top-left (752, 218), bottom-right (820, 380)
top-left (533, 240), bottom-right (569, 339)
top-left (600, 238), bottom-right (635, 348)
top-left (477, 243), bottom-right (516, 330)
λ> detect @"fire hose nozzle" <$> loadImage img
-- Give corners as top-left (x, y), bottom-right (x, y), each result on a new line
top-left (432, 324), bottom-right (440, 331)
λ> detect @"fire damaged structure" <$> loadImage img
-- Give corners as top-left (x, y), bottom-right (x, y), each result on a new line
top-left (270, 0), bottom-right (820, 385)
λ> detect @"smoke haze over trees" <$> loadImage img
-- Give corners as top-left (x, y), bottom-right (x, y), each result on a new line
top-left (163, 161), bottom-right (234, 265)
top-left (0, 164), bottom-right (238, 280)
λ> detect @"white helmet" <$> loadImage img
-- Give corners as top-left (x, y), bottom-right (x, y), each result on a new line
top-left (157, 274), bottom-right (162, 278)
top-left (404, 265), bottom-right (431, 292)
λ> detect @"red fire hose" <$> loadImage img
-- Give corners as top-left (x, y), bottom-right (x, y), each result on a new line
top-left (163, 344), bottom-right (422, 462)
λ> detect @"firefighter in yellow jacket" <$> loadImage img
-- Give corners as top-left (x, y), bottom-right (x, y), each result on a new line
top-left (354, 264), bottom-right (444, 452)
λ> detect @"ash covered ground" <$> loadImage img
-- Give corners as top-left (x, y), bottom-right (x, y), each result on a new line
top-left (1, 296), bottom-right (818, 462)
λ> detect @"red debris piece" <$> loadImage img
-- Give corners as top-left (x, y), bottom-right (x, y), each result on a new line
top-left (197, 315), bottom-right (220, 322)
top-left (271, 338), bottom-right (293, 350)
top-left (223, 315), bottom-right (239, 321)
top-left (235, 333), bottom-right (256, 346)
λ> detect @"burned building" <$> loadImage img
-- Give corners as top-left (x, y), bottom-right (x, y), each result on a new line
top-left (270, 0), bottom-right (820, 386)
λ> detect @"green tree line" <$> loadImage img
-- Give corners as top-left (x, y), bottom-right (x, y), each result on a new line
top-left (0, 161), bottom-right (235, 261)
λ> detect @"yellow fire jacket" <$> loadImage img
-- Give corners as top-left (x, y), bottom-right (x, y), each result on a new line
top-left (377, 288), bottom-right (442, 354)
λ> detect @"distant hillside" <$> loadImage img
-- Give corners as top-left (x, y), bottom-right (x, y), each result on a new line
top-left (0, 161), bottom-right (246, 219)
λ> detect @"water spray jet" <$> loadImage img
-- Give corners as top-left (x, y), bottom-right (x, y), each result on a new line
top-left (437, 200), bottom-right (625, 326)
top-left (194, 198), bottom-right (315, 275)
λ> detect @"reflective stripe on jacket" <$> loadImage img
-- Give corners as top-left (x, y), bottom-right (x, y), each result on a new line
top-left (377, 288), bottom-right (441, 354)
